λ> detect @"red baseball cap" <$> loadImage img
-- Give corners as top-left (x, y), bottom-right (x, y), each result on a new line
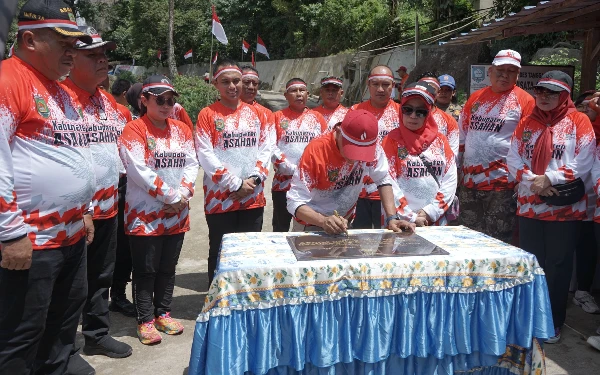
top-left (339, 110), bottom-right (378, 162)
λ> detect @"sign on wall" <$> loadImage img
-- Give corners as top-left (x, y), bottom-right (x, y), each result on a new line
top-left (470, 64), bottom-right (576, 96)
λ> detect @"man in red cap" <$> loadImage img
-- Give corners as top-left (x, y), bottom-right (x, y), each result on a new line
top-left (396, 66), bottom-right (409, 99)
top-left (62, 26), bottom-right (133, 371)
top-left (0, 0), bottom-right (97, 373)
top-left (459, 49), bottom-right (534, 243)
top-left (313, 76), bottom-right (349, 131)
top-left (351, 65), bottom-right (401, 229)
top-left (287, 110), bottom-right (415, 234)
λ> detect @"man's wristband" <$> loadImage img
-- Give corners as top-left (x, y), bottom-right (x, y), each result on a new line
top-left (385, 214), bottom-right (401, 227)
top-left (249, 175), bottom-right (261, 185)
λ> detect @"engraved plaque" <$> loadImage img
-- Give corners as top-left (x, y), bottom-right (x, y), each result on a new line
top-left (288, 232), bottom-right (449, 261)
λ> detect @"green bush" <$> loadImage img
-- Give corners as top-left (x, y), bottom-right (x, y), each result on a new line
top-left (116, 70), bottom-right (139, 83)
top-left (172, 75), bottom-right (219, 123)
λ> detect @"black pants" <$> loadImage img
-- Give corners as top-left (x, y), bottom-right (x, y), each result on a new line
top-left (519, 217), bottom-right (580, 328)
top-left (111, 176), bottom-right (132, 299)
top-left (205, 208), bottom-right (264, 285)
top-left (0, 238), bottom-right (87, 375)
top-left (575, 221), bottom-right (598, 292)
top-left (82, 216), bottom-right (117, 344)
top-left (353, 198), bottom-right (382, 229)
top-left (272, 191), bottom-right (292, 232)
top-left (129, 234), bottom-right (185, 324)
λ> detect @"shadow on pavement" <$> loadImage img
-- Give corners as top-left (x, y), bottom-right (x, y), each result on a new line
top-left (175, 272), bottom-right (209, 293)
top-left (171, 293), bottom-right (207, 322)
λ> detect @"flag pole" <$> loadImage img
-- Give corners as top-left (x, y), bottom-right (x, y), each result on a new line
top-left (241, 39), bottom-right (243, 62)
top-left (210, 34), bottom-right (214, 79)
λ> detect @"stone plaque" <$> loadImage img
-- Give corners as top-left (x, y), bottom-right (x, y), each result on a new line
top-left (288, 232), bottom-right (449, 261)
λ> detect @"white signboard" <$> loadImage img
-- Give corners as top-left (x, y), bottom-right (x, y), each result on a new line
top-left (470, 64), bottom-right (575, 96)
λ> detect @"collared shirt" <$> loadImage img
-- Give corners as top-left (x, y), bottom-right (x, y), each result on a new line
top-left (313, 104), bottom-right (349, 131)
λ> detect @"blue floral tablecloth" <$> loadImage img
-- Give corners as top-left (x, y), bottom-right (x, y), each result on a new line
top-left (189, 226), bottom-right (553, 375)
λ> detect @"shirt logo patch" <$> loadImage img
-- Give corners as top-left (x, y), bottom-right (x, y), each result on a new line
top-left (472, 102), bottom-right (480, 113)
top-left (34, 95), bottom-right (50, 118)
top-left (328, 169), bottom-right (339, 182)
top-left (215, 118), bottom-right (225, 132)
top-left (147, 137), bottom-right (156, 150)
top-left (397, 146), bottom-right (408, 159)
top-left (68, 12), bottom-right (76, 22)
top-left (280, 119), bottom-right (289, 130)
top-left (522, 130), bottom-right (532, 143)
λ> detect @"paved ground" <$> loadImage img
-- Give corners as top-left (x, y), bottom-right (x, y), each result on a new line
top-left (81, 172), bottom-right (600, 375)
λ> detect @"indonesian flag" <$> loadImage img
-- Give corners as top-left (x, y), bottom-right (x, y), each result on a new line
top-left (212, 51), bottom-right (218, 64)
top-left (157, 50), bottom-right (162, 60)
top-left (242, 39), bottom-right (249, 54)
top-left (8, 42), bottom-right (14, 57)
top-left (251, 52), bottom-right (255, 67)
top-left (212, 5), bottom-right (228, 45)
top-left (184, 49), bottom-right (193, 59)
top-left (256, 35), bottom-right (269, 59)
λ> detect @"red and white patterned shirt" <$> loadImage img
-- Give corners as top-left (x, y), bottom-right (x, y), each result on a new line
top-left (459, 86), bottom-right (534, 191)
top-left (432, 107), bottom-right (459, 159)
top-left (313, 104), bottom-right (349, 131)
top-left (195, 101), bottom-right (272, 214)
top-left (0, 57), bottom-right (95, 249)
top-left (287, 133), bottom-right (399, 225)
top-left (271, 108), bottom-right (327, 192)
top-left (508, 111), bottom-right (594, 221)
top-left (382, 130), bottom-right (457, 225)
top-left (63, 80), bottom-right (129, 220)
top-left (119, 116), bottom-right (198, 235)
top-left (170, 103), bottom-right (194, 130)
top-left (351, 99), bottom-right (401, 200)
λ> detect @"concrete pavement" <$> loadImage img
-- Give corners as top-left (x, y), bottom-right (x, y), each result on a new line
top-left (80, 171), bottom-right (600, 375)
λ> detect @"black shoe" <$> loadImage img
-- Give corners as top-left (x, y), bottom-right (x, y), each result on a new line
top-left (83, 336), bottom-right (133, 358)
top-left (66, 353), bottom-right (95, 375)
top-left (109, 295), bottom-right (136, 317)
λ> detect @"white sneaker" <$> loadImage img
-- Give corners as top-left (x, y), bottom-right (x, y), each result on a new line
top-left (573, 290), bottom-right (600, 314)
top-left (588, 336), bottom-right (600, 351)
top-left (545, 327), bottom-right (561, 344)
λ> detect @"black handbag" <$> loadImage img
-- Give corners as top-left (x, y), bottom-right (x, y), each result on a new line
top-left (539, 177), bottom-right (585, 206)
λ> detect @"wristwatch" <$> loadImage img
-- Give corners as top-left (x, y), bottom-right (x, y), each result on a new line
top-left (250, 175), bottom-right (262, 185)
top-left (385, 214), bottom-right (401, 227)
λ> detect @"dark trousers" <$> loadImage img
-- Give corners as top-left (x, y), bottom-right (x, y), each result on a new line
top-left (575, 221), bottom-right (598, 292)
top-left (519, 217), bottom-right (580, 328)
top-left (272, 191), bottom-right (292, 232)
top-left (82, 216), bottom-right (117, 344)
top-left (353, 198), bottom-right (382, 229)
top-left (0, 238), bottom-right (87, 375)
top-left (129, 233), bottom-right (185, 324)
top-left (111, 177), bottom-right (132, 298)
top-left (205, 208), bottom-right (264, 285)
top-left (460, 187), bottom-right (517, 244)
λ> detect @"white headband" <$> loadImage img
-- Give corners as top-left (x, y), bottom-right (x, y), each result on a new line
top-left (368, 74), bottom-right (394, 82)
top-left (213, 67), bottom-right (242, 80)
top-left (286, 82), bottom-right (307, 92)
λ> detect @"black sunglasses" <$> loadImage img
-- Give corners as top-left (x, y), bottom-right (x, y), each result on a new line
top-left (533, 87), bottom-right (560, 99)
top-left (153, 96), bottom-right (176, 107)
top-left (401, 106), bottom-right (429, 118)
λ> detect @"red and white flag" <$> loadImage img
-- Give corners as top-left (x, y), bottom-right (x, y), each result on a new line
top-left (256, 35), bottom-right (269, 59)
top-left (157, 50), bottom-right (162, 60)
top-left (184, 49), bottom-right (193, 59)
top-left (242, 39), bottom-right (249, 54)
top-left (212, 5), bottom-right (228, 45)
top-left (212, 51), bottom-right (218, 64)
top-left (7, 42), bottom-right (14, 57)
top-left (251, 52), bottom-right (256, 67)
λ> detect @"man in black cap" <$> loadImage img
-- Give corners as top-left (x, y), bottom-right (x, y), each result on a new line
top-left (0, 1), bottom-right (95, 374)
top-left (62, 26), bottom-right (133, 373)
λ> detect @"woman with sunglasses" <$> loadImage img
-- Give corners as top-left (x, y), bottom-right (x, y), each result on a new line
top-left (119, 75), bottom-right (199, 345)
top-left (382, 82), bottom-right (457, 226)
top-left (507, 71), bottom-right (595, 344)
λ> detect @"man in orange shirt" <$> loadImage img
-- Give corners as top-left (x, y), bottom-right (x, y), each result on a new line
top-left (0, 1), bottom-right (96, 373)
top-left (351, 65), bottom-right (400, 229)
top-left (395, 66), bottom-right (409, 100)
top-left (62, 26), bottom-right (133, 369)
top-left (195, 58), bottom-right (272, 284)
top-left (458, 49), bottom-right (534, 243)
top-left (313, 76), bottom-right (349, 131)
top-left (240, 65), bottom-right (274, 127)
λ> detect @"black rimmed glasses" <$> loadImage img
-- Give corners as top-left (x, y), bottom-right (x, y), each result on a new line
top-left (533, 87), bottom-right (561, 99)
top-left (401, 106), bottom-right (429, 118)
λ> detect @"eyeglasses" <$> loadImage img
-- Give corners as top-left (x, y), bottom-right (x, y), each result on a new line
top-left (401, 106), bottom-right (429, 118)
top-left (533, 87), bottom-right (560, 99)
top-left (153, 96), bottom-right (176, 107)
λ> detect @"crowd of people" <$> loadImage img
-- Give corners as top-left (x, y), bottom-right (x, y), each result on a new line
top-left (1, 1), bottom-right (600, 375)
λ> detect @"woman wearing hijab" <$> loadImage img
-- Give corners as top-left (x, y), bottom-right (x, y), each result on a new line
top-left (507, 71), bottom-right (595, 344)
top-left (382, 82), bottom-right (457, 226)
top-left (126, 82), bottom-right (143, 119)
top-left (119, 75), bottom-right (198, 345)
